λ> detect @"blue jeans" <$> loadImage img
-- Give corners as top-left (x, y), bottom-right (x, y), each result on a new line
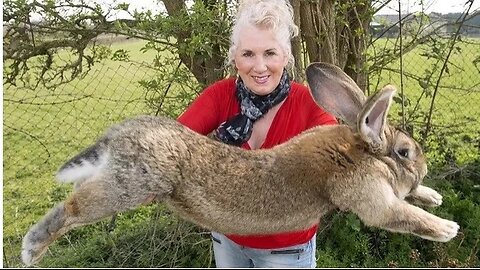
top-left (211, 231), bottom-right (317, 268)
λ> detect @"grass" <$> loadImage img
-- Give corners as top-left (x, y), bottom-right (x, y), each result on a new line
top-left (3, 37), bottom-right (480, 267)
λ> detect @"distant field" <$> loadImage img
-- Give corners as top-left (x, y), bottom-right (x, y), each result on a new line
top-left (3, 38), bottom-right (479, 267)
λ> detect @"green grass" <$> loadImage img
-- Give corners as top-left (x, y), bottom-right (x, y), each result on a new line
top-left (3, 37), bottom-right (479, 267)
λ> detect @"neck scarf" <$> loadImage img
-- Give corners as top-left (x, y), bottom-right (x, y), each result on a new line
top-left (215, 69), bottom-right (291, 146)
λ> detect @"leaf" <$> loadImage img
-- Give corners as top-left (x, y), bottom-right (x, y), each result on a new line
top-left (111, 49), bottom-right (130, 61)
top-left (346, 213), bottom-right (361, 232)
top-left (418, 79), bottom-right (429, 89)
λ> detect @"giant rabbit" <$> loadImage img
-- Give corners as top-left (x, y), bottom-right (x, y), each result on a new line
top-left (22, 62), bottom-right (459, 266)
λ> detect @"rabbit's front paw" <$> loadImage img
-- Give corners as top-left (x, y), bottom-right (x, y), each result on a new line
top-left (426, 188), bottom-right (442, 206)
top-left (415, 185), bottom-right (443, 207)
top-left (435, 219), bottom-right (460, 242)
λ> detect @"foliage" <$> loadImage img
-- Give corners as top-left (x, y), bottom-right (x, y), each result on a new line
top-left (3, 0), bottom-right (234, 116)
top-left (3, 0), bottom-right (114, 88)
top-left (3, 0), bottom-right (233, 90)
top-left (37, 206), bottom-right (214, 268)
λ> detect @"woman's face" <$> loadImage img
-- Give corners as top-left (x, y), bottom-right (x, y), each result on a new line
top-left (234, 24), bottom-right (289, 96)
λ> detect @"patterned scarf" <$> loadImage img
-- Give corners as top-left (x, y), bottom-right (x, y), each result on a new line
top-left (215, 69), bottom-right (291, 146)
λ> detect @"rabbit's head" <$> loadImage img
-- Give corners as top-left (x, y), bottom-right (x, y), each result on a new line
top-left (306, 62), bottom-right (427, 198)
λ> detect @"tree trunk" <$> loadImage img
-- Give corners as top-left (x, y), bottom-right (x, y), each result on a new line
top-left (290, 0), bottom-right (305, 82)
top-left (162, 0), bottom-right (226, 86)
top-left (342, 0), bottom-right (371, 91)
top-left (296, 0), bottom-right (372, 92)
top-left (298, 0), bottom-right (338, 65)
top-left (299, 0), bottom-right (320, 64)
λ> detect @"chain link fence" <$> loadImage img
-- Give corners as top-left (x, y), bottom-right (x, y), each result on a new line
top-left (3, 34), bottom-right (480, 267)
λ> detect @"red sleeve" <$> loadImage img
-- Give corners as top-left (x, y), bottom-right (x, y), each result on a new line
top-left (177, 78), bottom-right (237, 135)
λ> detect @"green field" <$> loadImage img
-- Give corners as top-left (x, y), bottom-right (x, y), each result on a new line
top-left (3, 38), bottom-right (480, 267)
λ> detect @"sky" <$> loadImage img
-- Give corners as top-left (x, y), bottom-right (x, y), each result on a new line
top-left (107, 0), bottom-right (479, 20)
top-left (114, 0), bottom-right (479, 14)
top-left (375, 0), bottom-right (480, 15)
top-left (26, 0), bottom-right (480, 22)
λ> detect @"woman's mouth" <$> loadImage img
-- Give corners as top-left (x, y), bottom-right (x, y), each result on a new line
top-left (253, 75), bottom-right (269, 84)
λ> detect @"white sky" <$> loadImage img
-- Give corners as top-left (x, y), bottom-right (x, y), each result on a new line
top-left (103, 0), bottom-right (480, 14)
top-left (112, 0), bottom-right (480, 19)
top-left (375, 0), bottom-right (480, 15)
top-left (28, 0), bottom-right (480, 22)
top-left (117, 0), bottom-right (479, 14)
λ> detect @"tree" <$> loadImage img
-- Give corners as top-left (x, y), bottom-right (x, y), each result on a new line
top-left (3, 0), bottom-right (379, 91)
top-left (293, 0), bottom-right (375, 88)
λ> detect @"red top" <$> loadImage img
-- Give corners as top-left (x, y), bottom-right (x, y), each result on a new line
top-left (177, 77), bottom-right (337, 249)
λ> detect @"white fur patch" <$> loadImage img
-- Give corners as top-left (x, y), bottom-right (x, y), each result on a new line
top-left (22, 229), bottom-right (40, 266)
top-left (21, 240), bottom-right (34, 265)
top-left (56, 152), bottom-right (109, 183)
top-left (21, 248), bottom-right (33, 266)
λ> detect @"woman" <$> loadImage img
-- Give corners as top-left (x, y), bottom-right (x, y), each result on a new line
top-left (177, 0), bottom-right (337, 267)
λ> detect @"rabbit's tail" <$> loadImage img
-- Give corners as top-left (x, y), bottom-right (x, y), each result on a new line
top-left (56, 140), bottom-right (109, 183)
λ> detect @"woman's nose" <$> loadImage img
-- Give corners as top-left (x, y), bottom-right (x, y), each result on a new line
top-left (253, 56), bottom-right (268, 73)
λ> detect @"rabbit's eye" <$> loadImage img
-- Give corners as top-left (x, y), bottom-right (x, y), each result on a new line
top-left (397, 148), bottom-right (409, 158)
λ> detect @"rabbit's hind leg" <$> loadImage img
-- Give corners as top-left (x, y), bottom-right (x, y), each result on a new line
top-left (22, 201), bottom-right (70, 266)
top-left (21, 180), bottom-right (159, 266)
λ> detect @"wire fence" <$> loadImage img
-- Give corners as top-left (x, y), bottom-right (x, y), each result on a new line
top-left (367, 36), bottom-right (480, 165)
top-left (3, 34), bottom-right (480, 266)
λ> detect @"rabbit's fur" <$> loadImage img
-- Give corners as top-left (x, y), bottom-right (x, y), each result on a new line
top-left (21, 62), bottom-right (459, 266)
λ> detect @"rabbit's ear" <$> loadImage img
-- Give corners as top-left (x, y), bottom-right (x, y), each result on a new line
top-left (357, 85), bottom-right (396, 153)
top-left (306, 62), bottom-right (367, 126)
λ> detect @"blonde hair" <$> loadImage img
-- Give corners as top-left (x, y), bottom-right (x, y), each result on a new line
top-left (227, 0), bottom-right (299, 69)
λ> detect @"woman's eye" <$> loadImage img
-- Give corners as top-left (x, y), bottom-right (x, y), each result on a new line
top-left (242, 52), bottom-right (253, 57)
top-left (265, 51), bottom-right (276, 56)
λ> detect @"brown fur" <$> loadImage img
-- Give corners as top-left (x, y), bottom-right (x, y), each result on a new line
top-left (21, 62), bottom-right (459, 266)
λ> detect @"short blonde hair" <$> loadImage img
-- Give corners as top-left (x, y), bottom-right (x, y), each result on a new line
top-left (227, 0), bottom-right (299, 69)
